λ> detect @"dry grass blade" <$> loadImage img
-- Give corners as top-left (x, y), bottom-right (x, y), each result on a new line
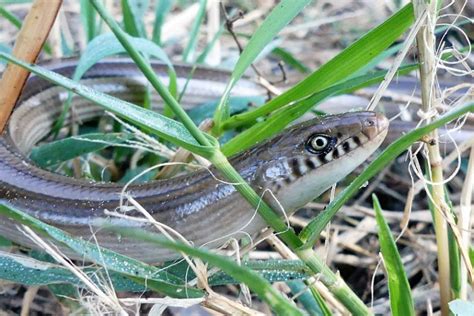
top-left (366, 9), bottom-right (426, 111)
top-left (20, 286), bottom-right (39, 316)
top-left (0, 0), bottom-right (62, 131)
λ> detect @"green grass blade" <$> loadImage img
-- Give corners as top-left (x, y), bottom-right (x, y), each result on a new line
top-left (0, 5), bottom-right (21, 28)
top-left (182, 0), bottom-right (207, 62)
top-left (0, 204), bottom-right (203, 298)
top-left (0, 250), bottom-right (84, 286)
top-left (167, 259), bottom-right (308, 286)
top-left (152, 0), bottom-right (173, 45)
top-left (80, 0), bottom-right (98, 41)
top-left (252, 38), bottom-right (282, 64)
top-left (70, 32), bottom-right (175, 83)
top-left (442, 189), bottom-right (462, 299)
top-left (48, 284), bottom-right (81, 310)
top-left (222, 64), bottom-right (417, 156)
top-left (299, 102), bottom-right (474, 246)
top-left (372, 194), bottom-right (415, 316)
top-left (210, 266), bottom-right (306, 286)
top-left (287, 280), bottom-right (327, 316)
top-left (121, 0), bottom-right (149, 38)
top-left (0, 250), bottom-right (144, 292)
top-left (0, 52), bottom-right (216, 157)
top-left (449, 224), bottom-right (462, 299)
top-left (272, 47), bottom-right (310, 73)
top-left (30, 133), bottom-right (132, 168)
top-left (109, 227), bottom-right (304, 315)
top-left (187, 96), bottom-right (265, 125)
top-left (177, 23), bottom-right (225, 101)
top-left (213, 0), bottom-right (312, 129)
top-left (0, 249), bottom-right (311, 291)
top-left (195, 21), bottom-right (225, 64)
top-left (224, 3), bottom-right (415, 128)
top-left (309, 286), bottom-right (332, 316)
top-left (60, 32), bottom-right (74, 57)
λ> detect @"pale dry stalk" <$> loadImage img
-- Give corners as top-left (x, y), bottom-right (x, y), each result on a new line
top-left (20, 286), bottom-right (39, 316)
top-left (203, 290), bottom-right (265, 316)
top-left (413, 1), bottom-right (451, 315)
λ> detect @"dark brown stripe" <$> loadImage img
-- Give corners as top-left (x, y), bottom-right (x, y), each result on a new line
top-left (343, 141), bottom-right (350, 152)
top-left (305, 158), bottom-right (317, 170)
top-left (353, 136), bottom-right (362, 146)
top-left (318, 154), bottom-right (328, 164)
top-left (291, 158), bottom-right (303, 177)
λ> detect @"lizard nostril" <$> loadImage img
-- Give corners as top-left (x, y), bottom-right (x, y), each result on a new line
top-left (361, 116), bottom-right (379, 139)
top-left (361, 114), bottom-right (389, 139)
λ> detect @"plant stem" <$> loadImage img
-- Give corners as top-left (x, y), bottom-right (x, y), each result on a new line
top-left (296, 248), bottom-right (370, 315)
top-left (412, 1), bottom-right (450, 315)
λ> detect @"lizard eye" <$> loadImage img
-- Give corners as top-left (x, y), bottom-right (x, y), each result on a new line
top-left (306, 134), bottom-right (334, 154)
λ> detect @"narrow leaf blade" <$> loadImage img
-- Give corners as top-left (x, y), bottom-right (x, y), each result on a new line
top-left (373, 194), bottom-right (415, 316)
top-left (30, 133), bottom-right (132, 167)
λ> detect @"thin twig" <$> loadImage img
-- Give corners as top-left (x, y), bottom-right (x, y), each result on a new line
top-left (220, 2), bottom-right (286, 88)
